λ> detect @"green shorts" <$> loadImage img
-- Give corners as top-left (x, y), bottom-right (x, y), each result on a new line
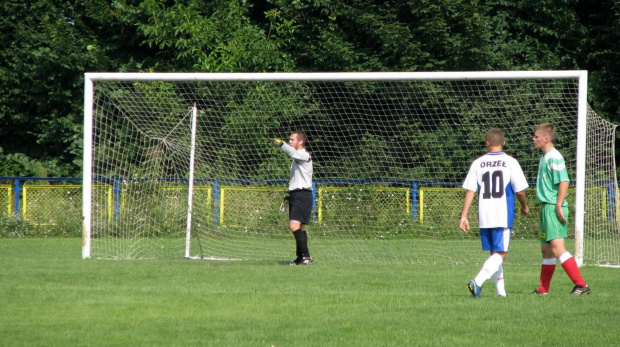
top-left (538, 204), bottom-right (569, 242)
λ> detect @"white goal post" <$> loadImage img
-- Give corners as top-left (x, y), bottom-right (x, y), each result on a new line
top-left (82, 71), bottom-right (620, 266)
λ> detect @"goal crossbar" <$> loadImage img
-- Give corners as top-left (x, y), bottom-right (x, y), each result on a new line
top-left (85, 70), bottom-right (586, 82)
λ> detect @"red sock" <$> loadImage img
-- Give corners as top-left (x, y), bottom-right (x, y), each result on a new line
top-left (537, 264), bottom-right (556, 293)
top-left (561, 257), bottom-right (586, 287)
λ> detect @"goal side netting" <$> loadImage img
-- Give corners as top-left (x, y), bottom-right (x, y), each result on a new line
top-left (82, 71), bottom-right (620, 266)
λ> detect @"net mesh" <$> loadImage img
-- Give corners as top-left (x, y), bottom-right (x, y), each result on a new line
top-left (86, 75), bottom-right (620, 265)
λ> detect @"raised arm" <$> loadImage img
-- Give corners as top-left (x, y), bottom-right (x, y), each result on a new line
top-left (280, 143), bottom-right (310, 162)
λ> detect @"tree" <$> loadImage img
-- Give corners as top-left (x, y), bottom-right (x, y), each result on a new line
top-left (574, 0), bottom-right (620, 122)
top-left (138, 0), bottom-right (299, 72)
top-left (0, 0), bottom-right (156, 176)
top-left (1, 0), bottom-right (619, 177)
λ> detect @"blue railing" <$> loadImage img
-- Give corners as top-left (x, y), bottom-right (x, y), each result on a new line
top-left (0, 177), bottom-right (82, 216)
top-left (1, 177), bottom-right (618, 222)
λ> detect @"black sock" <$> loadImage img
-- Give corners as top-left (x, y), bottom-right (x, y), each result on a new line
top-left (299, 229), bottom-right (310, 257)
top-left (293, 230), bottom-right (304, 258)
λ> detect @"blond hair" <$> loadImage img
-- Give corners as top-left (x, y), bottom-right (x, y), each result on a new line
top-left (535, 123), bottom-right (556, 142)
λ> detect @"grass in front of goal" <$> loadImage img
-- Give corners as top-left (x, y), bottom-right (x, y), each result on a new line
top-left (1, 239), bottom-right (618, 346)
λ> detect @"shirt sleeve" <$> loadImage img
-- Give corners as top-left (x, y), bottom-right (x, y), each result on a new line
top-left (280, 143), bottom-right (310, 162)
top-left (510, 159), bottom-right (529, 193)
top-left (462, 163), bottom-right (478, 192)
top-left (548, 157), bottom-right (570, 184)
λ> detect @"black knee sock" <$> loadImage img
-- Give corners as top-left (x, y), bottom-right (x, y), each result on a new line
top-left (293, 230), bottom-right (304, 257)
top-left (300, 229), bottom-right (310, 257)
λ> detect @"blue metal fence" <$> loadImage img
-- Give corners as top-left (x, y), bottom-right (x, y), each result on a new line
top-left (1, 177), bottom-right (617, 222)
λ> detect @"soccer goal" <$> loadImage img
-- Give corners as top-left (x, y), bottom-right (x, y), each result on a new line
top-left (82, 71), bottom-right (620, 266)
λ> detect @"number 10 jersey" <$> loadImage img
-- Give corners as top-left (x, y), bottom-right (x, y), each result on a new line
top-left (462, 151), bottom-right (529, 228)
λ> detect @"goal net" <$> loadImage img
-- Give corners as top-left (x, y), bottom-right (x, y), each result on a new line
top-left (82, 71), bottom-right (620, 266)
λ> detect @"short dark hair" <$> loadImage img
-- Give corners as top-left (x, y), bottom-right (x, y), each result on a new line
top-left (292, 131), bottom-right (307, 144)
top-left (485, 128), bottom-right (505, 146)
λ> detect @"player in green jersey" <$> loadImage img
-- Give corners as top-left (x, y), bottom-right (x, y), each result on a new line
top-left (532, 123), bottom-right (590, 295)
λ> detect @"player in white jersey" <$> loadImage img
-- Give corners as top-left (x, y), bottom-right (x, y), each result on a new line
top-left (272, 131), bottom-right (314, 265)
top-left (460, 128), bottom-right (529, 297)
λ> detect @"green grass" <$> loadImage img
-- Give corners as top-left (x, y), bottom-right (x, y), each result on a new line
top-left (1, 239), bottom-right (618, 346)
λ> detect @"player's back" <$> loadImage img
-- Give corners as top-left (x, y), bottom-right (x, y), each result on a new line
top-left (463, 152), bottom-right (528, 228)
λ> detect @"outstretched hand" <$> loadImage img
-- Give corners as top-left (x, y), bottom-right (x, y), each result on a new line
top-left (271, 138), bottom-right (284, 147)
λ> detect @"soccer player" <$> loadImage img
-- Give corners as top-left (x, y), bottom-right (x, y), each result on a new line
top-left (460, 128), bottom-right (529, 298)
top-left (531, 123), bottom-right (590, 295)
top-left (272, 131), bottom-right (314, 265)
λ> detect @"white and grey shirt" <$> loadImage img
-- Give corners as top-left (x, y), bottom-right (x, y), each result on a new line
top-left (280, 144), bottom-right (313, 191)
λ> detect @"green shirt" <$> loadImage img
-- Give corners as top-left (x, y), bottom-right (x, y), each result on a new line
top-left (536, 147), bottom-right (570, 206)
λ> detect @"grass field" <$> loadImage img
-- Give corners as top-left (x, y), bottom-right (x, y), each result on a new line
top-left (1, 238), bottom-right (618, 346)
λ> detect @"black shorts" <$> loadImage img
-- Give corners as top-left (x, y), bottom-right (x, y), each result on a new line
top-left (288, 190), bottom-right (313, 225)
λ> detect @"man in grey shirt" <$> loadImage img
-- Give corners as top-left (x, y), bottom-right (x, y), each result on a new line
top-left (272, 131), bottom-right (314, 265)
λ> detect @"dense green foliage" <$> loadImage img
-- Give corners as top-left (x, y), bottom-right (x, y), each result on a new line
top-left (1, 0), bottom-right (619, 176)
